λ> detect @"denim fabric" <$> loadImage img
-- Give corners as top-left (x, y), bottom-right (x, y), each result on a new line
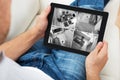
top-left (18, 39), bottom-right (86, 80)
top-left (51, 50), bottom-right (86, 80)
top-left (17, 0), bottom-right (109, 80)
top-left (18, 39), bottom-right (65, 80)
top-left (71, 0), bottom-right (109, 10)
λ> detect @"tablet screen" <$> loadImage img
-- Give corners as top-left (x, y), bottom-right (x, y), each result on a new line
top-left (44, 3), bottom-right (108, 55)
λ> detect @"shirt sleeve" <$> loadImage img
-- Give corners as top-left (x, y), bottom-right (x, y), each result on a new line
top-left (0, 51), bottom-right (53, 80)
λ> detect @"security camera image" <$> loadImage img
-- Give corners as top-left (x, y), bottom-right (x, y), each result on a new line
top-left (48, 8), bottom-right (103, 52)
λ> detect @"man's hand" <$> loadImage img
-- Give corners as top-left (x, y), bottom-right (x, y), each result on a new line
top-left (31, 6), bottom-right (51, 39)
top-left (86, 41), bottom-right (108, 80)
top-left (0, 0), bottom-right (11, 44)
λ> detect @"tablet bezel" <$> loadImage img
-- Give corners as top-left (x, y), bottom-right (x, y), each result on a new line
top-left (44, 3), bottom-right (109, 56)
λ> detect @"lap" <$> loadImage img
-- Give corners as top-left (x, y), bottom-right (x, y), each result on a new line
top-left (17, 38), bottom-right (86, 80)
top-left (52, 50), bottom-right (86, 80)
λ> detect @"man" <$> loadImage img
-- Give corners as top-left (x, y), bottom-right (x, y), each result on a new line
top-left (0, 0), bottom-right (108, 80)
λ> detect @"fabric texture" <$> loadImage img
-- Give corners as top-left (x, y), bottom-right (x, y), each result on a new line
top-left (71, 0), bottom-right (109, 10)
top-left (17, 0), bottom-right (109, 80)
top-left (0, 52), bottom-right (53, 80)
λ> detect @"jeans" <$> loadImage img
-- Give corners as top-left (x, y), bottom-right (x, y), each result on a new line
top-left (18, 39), bottom-right (86, 80)
top-left (71, 0), bottom-right (109, 10)
top-left (17, 0), bottom-right (109, 80)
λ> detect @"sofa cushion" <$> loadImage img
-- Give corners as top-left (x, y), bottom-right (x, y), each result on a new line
top-left (100, 0), bottom-right (120, 80)
top-left (6, 0), bottom-right (40, 40)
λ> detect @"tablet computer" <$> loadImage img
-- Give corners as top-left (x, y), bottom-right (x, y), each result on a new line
top-left (44, 3), bottom-right (109, 56)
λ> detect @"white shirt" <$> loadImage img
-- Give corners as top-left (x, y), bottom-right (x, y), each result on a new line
top-left (0, 52), bottom-right (53, 80)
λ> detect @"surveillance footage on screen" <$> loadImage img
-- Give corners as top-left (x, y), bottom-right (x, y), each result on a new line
top-left (48, 8), bottom-right (102, 52)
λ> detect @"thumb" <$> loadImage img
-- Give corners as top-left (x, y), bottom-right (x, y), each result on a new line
top-left (99, 41), bottom-right (108, 57)
top-left (93, 42), bottom-right (103, 54)
top-left (40, 5), bottom-right (51, 18)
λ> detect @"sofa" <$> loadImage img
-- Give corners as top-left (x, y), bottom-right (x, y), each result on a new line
top-left (6, 0), bottom-right (120, 80)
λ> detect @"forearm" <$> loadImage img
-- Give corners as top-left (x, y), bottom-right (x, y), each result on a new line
top-left (0, 28), bottom-right (42, 61)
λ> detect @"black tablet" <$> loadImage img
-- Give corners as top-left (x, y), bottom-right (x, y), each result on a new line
top-left (44, 3), bottom-right (109, 56)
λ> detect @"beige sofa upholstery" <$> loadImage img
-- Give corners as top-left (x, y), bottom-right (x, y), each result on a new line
top-left (7, 0), bottom-right (120, 80)
top-left (101, 0), bottom-right (120, 80)
top-left (6, 0), bottom-right (40, 40)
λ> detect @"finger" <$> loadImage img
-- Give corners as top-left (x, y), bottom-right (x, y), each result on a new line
top-left (93, 42), bottom-right (103, 54)
top-left (40, 5), bottom-right (51, 18)
top-left (99, 41), bottom-right (108, 57)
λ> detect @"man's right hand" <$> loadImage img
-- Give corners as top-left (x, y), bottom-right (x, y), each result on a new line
top-left (0, 0), bottom-right (11, 44)
top-left (86, 41), bottom-right (108, 80)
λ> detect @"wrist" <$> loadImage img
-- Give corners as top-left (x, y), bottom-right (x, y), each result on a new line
top-left (29, 27), bottom-right (44, 40)
top-left (86, 70), bottom-right (101, 80)
top-left (86, 72), bottom-right (100, 80)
